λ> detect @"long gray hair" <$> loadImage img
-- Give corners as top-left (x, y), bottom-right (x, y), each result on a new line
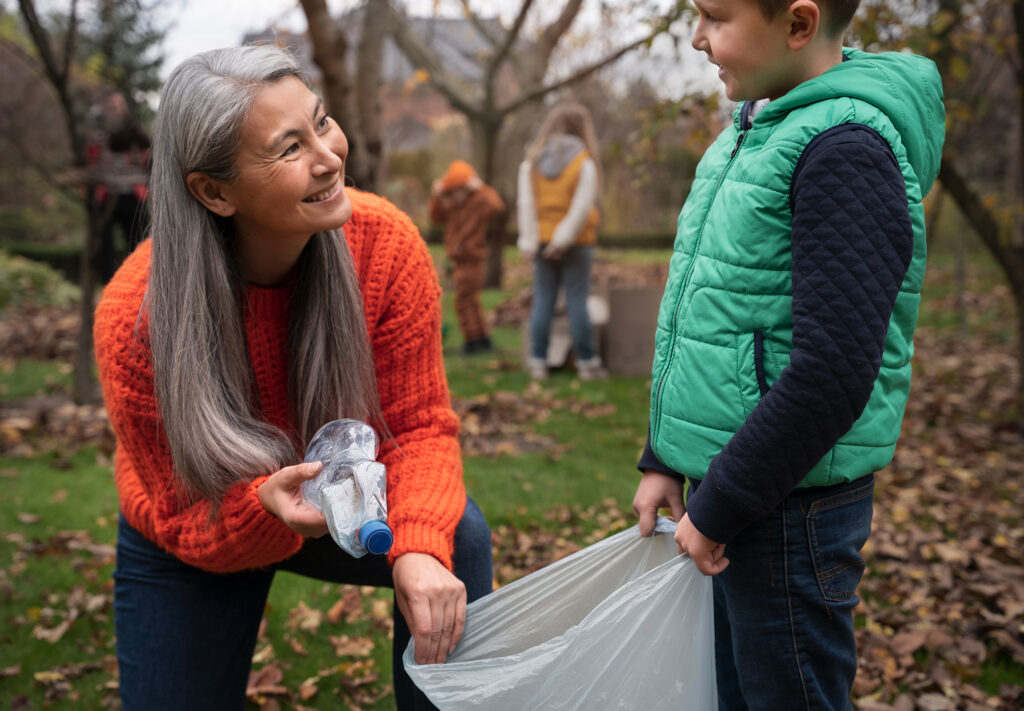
top-left (146, 44), bottom-right (381, 505)
top-left (525, 102), bottom-right (602, 185)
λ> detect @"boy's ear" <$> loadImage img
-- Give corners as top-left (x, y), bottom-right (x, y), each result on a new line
top-left (186, 171), bottom-right (237, 217)
top-left (786, 0), bottom-right (820, 50)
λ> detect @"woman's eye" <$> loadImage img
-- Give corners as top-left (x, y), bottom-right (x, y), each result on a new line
top-left (317, 114), bottom-right (331, 130)
top-left (281, 143), bottom-right (299, 157)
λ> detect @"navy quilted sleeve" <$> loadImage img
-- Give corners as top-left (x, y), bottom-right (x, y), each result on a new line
top-left (685, 124), bottom-right (914, 544)
top-left (637, 430), bottom-right (678, 476)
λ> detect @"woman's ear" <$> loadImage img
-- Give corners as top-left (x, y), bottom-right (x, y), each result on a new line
top-left (786, 0), bottom-right (820, 51)
top-left (186, 172), bottom-right (237, 217)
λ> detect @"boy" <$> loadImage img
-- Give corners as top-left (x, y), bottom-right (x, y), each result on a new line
top-left (428, 160), bottom-right (507, 354)
top-left (632, 1), bottom-right (945, 709)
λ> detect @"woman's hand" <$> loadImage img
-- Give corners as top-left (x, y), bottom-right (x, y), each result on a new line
top-left (257, 461), bottom-right (329, 538)
top-left (393, 553), bottom-right (467, 665)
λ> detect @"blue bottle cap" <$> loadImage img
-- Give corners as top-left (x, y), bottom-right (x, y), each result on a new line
top-left (359, 520), bottom-right (393, 555)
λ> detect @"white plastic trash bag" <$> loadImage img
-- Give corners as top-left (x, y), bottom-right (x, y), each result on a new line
top-left (404, 516), bottom-right (716, 710)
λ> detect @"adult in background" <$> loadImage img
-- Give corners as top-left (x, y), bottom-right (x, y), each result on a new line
top-left (94, 45), bottom-right (492, 711)
top-left (517, 102), bottom-right (606, 380)
top-left (428, 159), bottom-right (507, 354)
top-left (88, 91), bottom-right (150, 284)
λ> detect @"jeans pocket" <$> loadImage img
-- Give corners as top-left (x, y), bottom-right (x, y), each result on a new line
top-left (806, 477), bottom-right (874, 603)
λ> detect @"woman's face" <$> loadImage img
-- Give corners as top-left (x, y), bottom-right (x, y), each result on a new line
top-left (216, 76), bottom-right (351, 284)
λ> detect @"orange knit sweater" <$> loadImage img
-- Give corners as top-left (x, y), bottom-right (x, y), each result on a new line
top-left (94, 190), bottom-right (466, 574)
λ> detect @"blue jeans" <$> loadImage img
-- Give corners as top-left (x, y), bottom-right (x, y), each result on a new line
top-left (690, 475), bottom-right (874, 711)
top-left (113, 498), bottom-right (492, 711)
top-left (529, 245), bottom-right (596, 361)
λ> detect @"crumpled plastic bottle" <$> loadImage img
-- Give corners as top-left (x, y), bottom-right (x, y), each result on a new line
top-left (300, 419), bottom-right (393, 557)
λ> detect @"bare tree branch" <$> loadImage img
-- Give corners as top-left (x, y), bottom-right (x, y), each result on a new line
top-left (385, 0), bottom-right (482, 118)
top-left (487, 0), bottom-right (535, 77)
top-left (61, 0), bottom-right (79, 82)
top-left (17, 0), bottom-right (64, 88)
top-left (1013, 0), bottom-right (1024, 85)
top-left (534, 0), bottom-right (584, 71)
top-left (500, 8), bottom-right (686, 114)
top-left (458, 0), bottom-right (502, 48)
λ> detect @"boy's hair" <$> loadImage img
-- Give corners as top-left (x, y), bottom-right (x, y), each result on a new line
top-left (758, 0), bottom-right (859, 37)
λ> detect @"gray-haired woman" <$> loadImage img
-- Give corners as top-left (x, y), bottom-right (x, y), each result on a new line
top-left (94, 44), bottom-right (491, 710)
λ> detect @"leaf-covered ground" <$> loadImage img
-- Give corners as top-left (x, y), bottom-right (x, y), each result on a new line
top-left (1, 260), bottom-right (1022, 710)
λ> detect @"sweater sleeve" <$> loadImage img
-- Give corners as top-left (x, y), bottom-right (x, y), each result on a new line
top-left (348, 198), bottom-right (467, 570)
top-left (94, 244), bottom-right (304, 573)
top-left (686, 124), bottom-right (914, 544)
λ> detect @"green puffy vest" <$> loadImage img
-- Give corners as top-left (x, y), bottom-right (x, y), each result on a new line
top-left (649, 49), bottom-right (945, 487)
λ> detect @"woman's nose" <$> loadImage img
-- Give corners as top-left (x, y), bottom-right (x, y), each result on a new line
top-left (313, 134), bottom-right (345, 174)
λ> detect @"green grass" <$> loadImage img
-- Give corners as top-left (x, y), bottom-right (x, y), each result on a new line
top-left (0, 448), bottom-right (119, 708)
top-left (2, 243), bottom-right (1021, 709)
top-left (0, 359), bottom-right (72, 399)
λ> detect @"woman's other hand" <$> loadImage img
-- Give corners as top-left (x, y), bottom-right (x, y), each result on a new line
top-left (393, 552), bottom-right (467, 665)
top-left (257, 461), bottom-right (329, 538)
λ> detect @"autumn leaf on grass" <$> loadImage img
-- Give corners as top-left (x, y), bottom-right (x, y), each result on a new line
top-left (246, 664), bottom-right (287, 698)
top-left (327, 587), bottom-right (363, 625)
top-left (287, 600), bottom-right (324, 632)
top-left (329, 634), bottom-right (375, 657)
top-left (32, 618), bottom-right (72, 644)
top-left (298, 678), bottom-right (319, 701)
top-left (337, 659), bottom-right (380, 690)
top-left (1, 664), bottom-right (21, 679)
top-left (285, 635), bottom-right (308, 657)
top-left (251, 642), bottom-right (275, 665)
top-left (369, 598), bottom-right (391, 624)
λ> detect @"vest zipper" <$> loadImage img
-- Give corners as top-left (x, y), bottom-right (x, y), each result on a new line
top-left (651, 129), bottom-right (747, 446)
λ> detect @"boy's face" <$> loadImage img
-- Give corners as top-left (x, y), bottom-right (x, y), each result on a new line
top-left (691, 0), bottom-right (802, 102)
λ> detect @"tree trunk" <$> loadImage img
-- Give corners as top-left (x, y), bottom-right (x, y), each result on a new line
top-left (74, 194), bottom-right (101, 404)
top-left (939, 158), bottom-right (1024, 433)
top-left (473, 117), bottom-right (506, 288)
top-left (354, 0), bottom-right (385, 192)
top-left (300, 0), bottom-right (364, 184)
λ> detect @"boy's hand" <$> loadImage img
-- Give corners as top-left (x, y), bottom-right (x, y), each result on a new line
top-left (676, 513), bottom-right (729, 576)
top-left (632, 470), bottom-right (686, 537)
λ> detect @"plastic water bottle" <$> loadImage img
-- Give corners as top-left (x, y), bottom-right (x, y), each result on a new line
top-left (300, 419), bottom-right (393, 557)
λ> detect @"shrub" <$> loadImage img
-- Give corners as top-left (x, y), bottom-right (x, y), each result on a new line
top-left (0, 250), bottom-right (80, 310)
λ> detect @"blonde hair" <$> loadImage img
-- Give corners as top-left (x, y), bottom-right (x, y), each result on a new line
top-left (525, 102), bottom-right (602, 183)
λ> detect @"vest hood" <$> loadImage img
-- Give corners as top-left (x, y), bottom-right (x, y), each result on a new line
top-left (753, 48), bottom-right (946, 195)
top-left (536, 134), bottom-right (587, 179)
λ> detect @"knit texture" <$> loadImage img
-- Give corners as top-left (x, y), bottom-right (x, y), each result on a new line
top-left (94, 190), bottom-right (466, 573)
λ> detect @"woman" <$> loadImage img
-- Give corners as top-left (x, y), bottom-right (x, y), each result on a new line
top-left (516, 102), bottom-right (606, 380)
top-left (94, 45), bottom-right (492, 710)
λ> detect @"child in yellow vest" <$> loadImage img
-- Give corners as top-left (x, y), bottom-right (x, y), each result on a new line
top-left (516, 103), bottom-right (606, 380)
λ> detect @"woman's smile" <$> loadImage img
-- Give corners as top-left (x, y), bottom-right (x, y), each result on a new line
top-left (303, 179), bottom-right (342, 203)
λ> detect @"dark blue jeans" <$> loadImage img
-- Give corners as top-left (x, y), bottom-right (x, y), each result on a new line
top-left (529, 245), bottom-right (597, 361)
top-left (690, 475), bottom-right (874, 711)
top-left (113, 498), bottom-right (492, 711)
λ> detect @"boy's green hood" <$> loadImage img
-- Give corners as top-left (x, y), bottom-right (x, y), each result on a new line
top-left (757, 47), bottom-right (946, 195)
